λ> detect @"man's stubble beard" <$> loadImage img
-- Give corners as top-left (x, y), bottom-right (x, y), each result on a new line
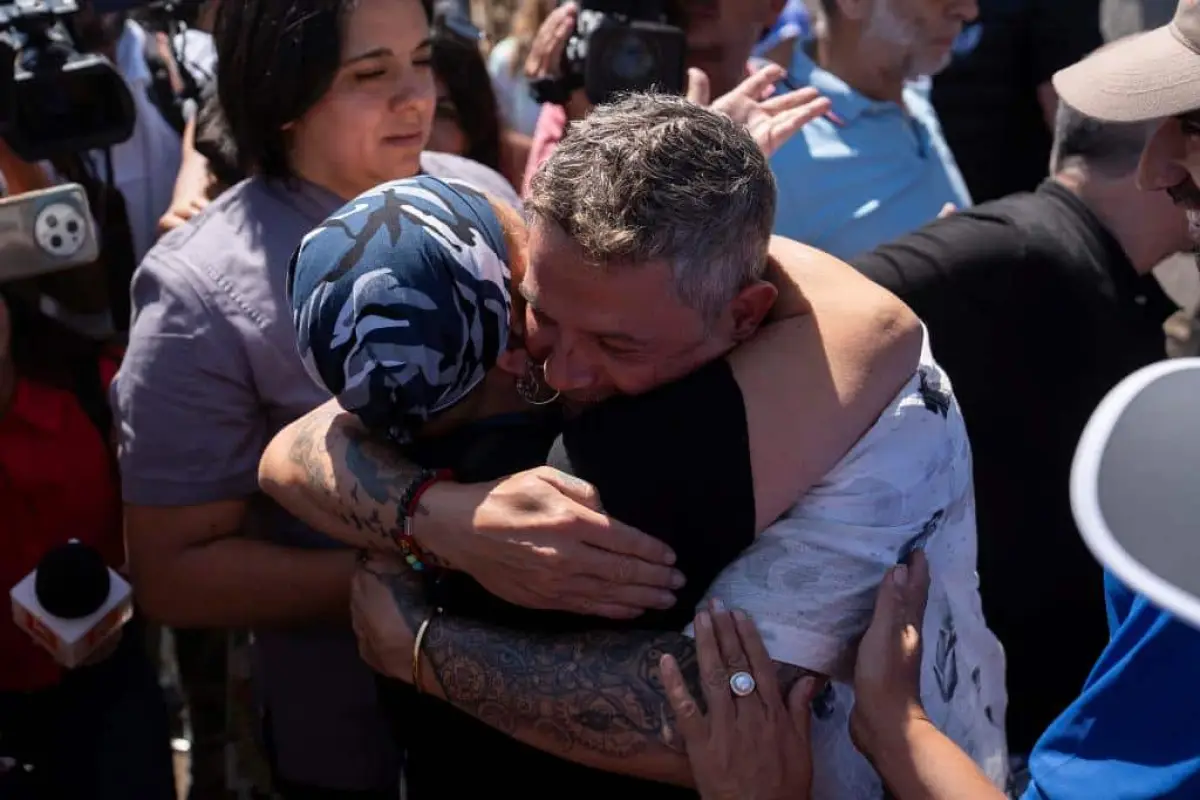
top-left (863, 1), bottom-right (953, 81)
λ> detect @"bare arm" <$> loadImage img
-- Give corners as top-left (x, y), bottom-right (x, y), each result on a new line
top-left (851, 553), bottom-right (1005, 800)
top-left (738, 237), bottom-right (921, 529)
top-left (865, 719), bottom-right (1005, 800)
top-left (259, 399), bottom-right (422, 556)
top-left (159, 116), bottom-right (215, 235)
top-left (353, 560), bottom-right (816, 787)
top-left (126, 500), bottom-right (357, 628)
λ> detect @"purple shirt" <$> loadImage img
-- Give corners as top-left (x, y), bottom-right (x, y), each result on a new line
top-left (114, 153), bottom-right (519, 789)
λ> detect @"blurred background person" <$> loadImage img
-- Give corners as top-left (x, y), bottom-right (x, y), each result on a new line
top-left (430, 17), bottom-right (525, 190)
top-left (486, 0), bottom-right (553, 138)
top-left (930, 0), bottom-right (1103, 204)
top-left (771, 0), bottom-right (974, 259)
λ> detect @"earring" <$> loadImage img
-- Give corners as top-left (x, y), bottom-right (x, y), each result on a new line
top-left (516, 357), bottom-right (560, 406)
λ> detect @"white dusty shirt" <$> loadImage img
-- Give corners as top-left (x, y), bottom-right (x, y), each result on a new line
top-left (687, 331), bottom-right (1009, 798)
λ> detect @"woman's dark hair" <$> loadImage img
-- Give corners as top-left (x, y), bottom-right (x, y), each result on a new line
top-left (431, 30), bottom-right (502, 173)
top-left (214, 0), bottom-right (434, 180)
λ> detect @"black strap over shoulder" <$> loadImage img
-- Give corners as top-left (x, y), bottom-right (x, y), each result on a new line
top-left (70, 348), bottom-right (113, 446)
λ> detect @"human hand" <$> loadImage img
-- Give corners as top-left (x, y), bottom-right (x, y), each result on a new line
top-left (661, 602), bottom-right (822, 800)
top-left (424, 466), bottom-right (685, 619)
top-left (938, 203), bottom-right (957, 219)
top-left (350, 553), bottom-right (424, 680)
top-left (524, 1), bottom-right (577, 82)
top-left (850, 549), bottom-right (932, 755)
top-left (688, 64), bottom-right (831, 158)
top-left (157, 195), bottom-right (209, 236)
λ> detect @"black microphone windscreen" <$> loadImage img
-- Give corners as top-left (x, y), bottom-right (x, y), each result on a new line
top-left (34, 541), bottom-right (111, 619)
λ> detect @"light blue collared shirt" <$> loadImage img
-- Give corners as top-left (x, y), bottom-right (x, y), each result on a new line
top-left (770, 49), bottom-right (971, 261)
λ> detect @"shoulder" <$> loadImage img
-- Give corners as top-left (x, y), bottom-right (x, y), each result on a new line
top-left (852, 199), bottom-right (1031, 299)
top-left (807, 337), bottom-right (972, 519)
top-left (420, 152), bottom-right (522, 211)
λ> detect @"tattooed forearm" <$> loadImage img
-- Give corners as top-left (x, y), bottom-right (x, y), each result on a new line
top-left (372, 567), bottom-right (811, 786)
top-left (282, 405), bottom-right (425, 552)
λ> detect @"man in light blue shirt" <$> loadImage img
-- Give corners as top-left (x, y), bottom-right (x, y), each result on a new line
top-left (770, 0), bottom-right (975, 260)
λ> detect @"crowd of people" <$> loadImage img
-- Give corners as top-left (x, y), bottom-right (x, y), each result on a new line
top-left (1, 0), bottom-right (1198, 799)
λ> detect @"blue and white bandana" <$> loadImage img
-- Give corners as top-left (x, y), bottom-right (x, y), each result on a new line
top-left (288, 175), bottom-right (512, 444)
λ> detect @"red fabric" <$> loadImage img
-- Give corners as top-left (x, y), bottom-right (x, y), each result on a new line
top-left (0, 354), bottom-right (123, 692)
top-left (521, 103), bottom-right (568, 197)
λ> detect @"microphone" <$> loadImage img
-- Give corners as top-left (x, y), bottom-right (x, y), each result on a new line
top-left (10, 540), bottom-right (133, 668)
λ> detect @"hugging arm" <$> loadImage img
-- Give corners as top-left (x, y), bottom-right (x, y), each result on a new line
top-left (356, 560), bottom-right (817, 788)
top-left (261, 237), bottom-right (921, 549)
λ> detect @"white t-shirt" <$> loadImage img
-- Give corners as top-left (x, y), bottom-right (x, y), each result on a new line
top-left (689, 332), bottom-right (1009, 798)
top-left (487, 37), bottom-right (543, 138)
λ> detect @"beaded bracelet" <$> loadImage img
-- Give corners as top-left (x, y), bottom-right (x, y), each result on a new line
top-left (395, 468), bottom-right (452, 572)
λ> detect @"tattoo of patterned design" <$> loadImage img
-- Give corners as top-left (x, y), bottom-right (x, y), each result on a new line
top-left (370, 566), bottom-right (812, 769)
top-left (286, 409), bottom-right (440, 558)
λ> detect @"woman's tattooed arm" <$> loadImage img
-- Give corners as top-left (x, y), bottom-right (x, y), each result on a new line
top-left (369, 565), bottom-right (810, 787)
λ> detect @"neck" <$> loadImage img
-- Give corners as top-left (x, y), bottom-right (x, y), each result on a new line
top-left (1053, 170), bottom-right (1177, 275)
top-left (817, 25), bottom-right (907, 104)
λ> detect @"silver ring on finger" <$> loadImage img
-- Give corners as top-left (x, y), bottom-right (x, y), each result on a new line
top-left (729, 670), bottom-right (757, 698)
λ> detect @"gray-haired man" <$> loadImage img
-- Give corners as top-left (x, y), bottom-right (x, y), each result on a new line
top-left (262, 94), bottom-right (1007, 798)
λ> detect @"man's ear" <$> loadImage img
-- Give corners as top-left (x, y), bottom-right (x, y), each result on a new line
top-left (728, 280), bottom-right (779, 341)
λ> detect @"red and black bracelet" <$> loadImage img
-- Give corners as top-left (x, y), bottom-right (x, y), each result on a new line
top-left (395, 468), bottom-right (452, 572)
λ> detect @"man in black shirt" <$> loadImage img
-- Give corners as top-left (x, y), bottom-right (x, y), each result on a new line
top-left (932, 0), bottom-right (1104, 203)
top-left (850, 103), bottom-right (1192, 755)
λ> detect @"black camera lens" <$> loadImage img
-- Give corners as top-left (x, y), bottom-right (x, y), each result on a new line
top-left (609, 30), bottom-right (656, 83)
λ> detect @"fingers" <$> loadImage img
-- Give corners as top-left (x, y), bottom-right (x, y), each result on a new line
top-left (938, 203), bottom-right (957, 219)
top-left (786, 675), bottom-right (821, 740)
top-left (900, 549), bottom-right (932, 634)
top-left (734, 610), bottom-right (780, 700)
top-left (759, 85), bottom-right (822, 115)
top-left (570, 574), bottom-right (676, 612)
top-left (660, 653), bottom-right (706, 743)
top-left (584, 543), bottom-right (683, 591)
top-left (734, 63), bottom-right (786, 102)
top-left (537, 466), bottom-right (604, 511)
top-left (686, 67), bottom-right (711, 106)
top-left (709, 600), bottom-right (751, 678)
top-left (694, 610), bottom-right (735, 730)
top-left (525, 1), bottom-right (577, 80)
top-left (758, 97), bottom-right (832, 156)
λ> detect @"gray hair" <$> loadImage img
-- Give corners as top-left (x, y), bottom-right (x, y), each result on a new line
top-left (525, 92), bottom-right (777, 322)
top-left (1050, 103), bottom-right (1153, 180)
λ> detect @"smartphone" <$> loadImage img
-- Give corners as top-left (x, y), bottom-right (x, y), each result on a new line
top-left (0, 183), bottom-right (99, 284)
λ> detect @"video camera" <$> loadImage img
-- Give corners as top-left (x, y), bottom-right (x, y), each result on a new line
top-left (545, 0), bottom-right (688, 107)
top-left (0, 0), bottom-right (164, 163)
